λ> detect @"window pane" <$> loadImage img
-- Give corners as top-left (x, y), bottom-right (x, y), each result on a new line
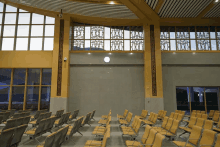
top-left (2, 38), bottom-right (14, 50)
top-left (0, 2), bottom-right (3, 12)
top-left (191, 40), bottom-right (196, 50)
top-left (3, 25), bottom-right (15, 36)
top-left (104, 40), bottom-right (110, 51)
top-left (32, 13), bottom-right (44, 24)
top-left (44, 38), bottom-right (54, 51)
top-left (105, 27), bottom-right (110, 39)
top-left (85, 26), bottom-right (90, 39)
top-left (42, 69), bottom-right (51, 85)
top-left (31, 25), bottom-right (43, 36)
top-left (191, 87), bottom-right (205, 111)
top-left (12, 86), bottom-right (24, 110)
top-left (19, 9), bottom-right (28, 12)
top-left (45, 25), bottom-right (54, 36)
top-left (124, 40), bottom-right (130, 51)
top-left (26, 86), bottom-right (39, 110)
top-left (0, 69), bottom-right (11, 85)
top-left (5, 5), bottom-right (17, 12)
top-left (18, 13), bottom-right (30, 24)
top-left (170, 26), bottom-right (175, 39)
top-left (46, 16), bottom-right (55, 24)
top-left (85, 40), bottom-right (90, 51)
top-left (176, 87), bottom-right (190, 115)
top-left (205, 87), bottom-right (218, 112)
top-left (4, 13), bottom-right (16, 24)
top-left (17, 25), bottom-right (29, 36)
top-left (16, 38), bottom-right (28, 50)
top-left (30, 38), bottom-right (42, 50)
top-left (27, 69), bottom-right (40, 85)
top-left (0, 86), bottom-right (10, 110)
top-left (211, 40), bottom-right (217, 51)
top-left (13, 69), bottom-right (26, 85)
top-left (0, 14), bottom-right (2, 24)
top-left (0, 25), bottom-right (1, 36)
top-left (210, 26), bottom-right (216, 39)
top-left (190, 26), bottom-right (195, 39)
top-left (170, 40), bottom-right (176, 51)
top-left (124, 28), bottom-right (130, 39)
top-left (41, 86), bottom-right (51, 110)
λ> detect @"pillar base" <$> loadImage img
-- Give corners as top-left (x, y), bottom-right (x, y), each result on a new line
top-left (50, 97), bottom-right (68, 114)
top-left (145, 98), bottom-right (164, 113)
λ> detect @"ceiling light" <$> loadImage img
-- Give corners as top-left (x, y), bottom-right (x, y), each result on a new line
top-left (173, 52), bottom-right (176, 54)
top-left (109, 53), bottom-right (112, 55)
top-left (109, 1), bottom-right (115, 4)
top-left (130, 53), bottom-right (133, 55)
top-left (88, 53), bottom-right (91, 55)
top-left (104, 57), bottom-right (110, 63)
top-left (193, 52), bottom-right (195, 54)
top-left (215, 0), bottom-right (219, 2)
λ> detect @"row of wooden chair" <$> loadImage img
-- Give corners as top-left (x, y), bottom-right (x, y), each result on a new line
top-left (117, 109), bottom-right (128, 120)
top-left (99, 110), bottom-right (111, 126)
top-left (36, 125), bottom-right (69, 147)
top-left (69, 109), bottom-right (79, 121)
top-left (54, 112), bottom-right (71, 127)
top-left (174, 110), bottom-right (186, 115)
top-left (0, 124), bottom-right (28, 147)
top-left (0, 111), bottom-right (11, 122)
top-left (169, 112), bottom-right (184, 122)
top-left (1, 109), bottom-right (16, 117)
top-left (125, 125), bottom-right (165, 147)
top-left (136, 110), bottom-right (148, 120)
top-left (157, 110), bottom-right (167, 120)
top-left (51, 109), bottom-right (64, 119)
top-left (173, 126), bottom-right (220, 147)
top-left (31, 110), bottom-right (49, 120)
top-left (25, 117), bottom-right (56, 140)
top-left (66, 116), bottom-right (84, 139)
top-left (209, 110), bottom-right (219, 119)
top-left (142, 112), bottom-right (158, 126)
top-left (119, 112), bottom-right (133, 126)
top-left (0, 116), bottom-right (30, 132)
top-left (11, 112), bottom-right (30, 119)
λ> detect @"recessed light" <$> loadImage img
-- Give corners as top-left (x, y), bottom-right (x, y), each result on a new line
top-left (109, 1), bottom-right (115, 4)
top-left (104, 57), bottom-right (110, 63)
top-left (130, 53), bottom-right (133, 55)
top-left (173, 52), bottom-right (176, 54)
top-left (215, 0), bottom-right (219, 3)
top-left (109, 53), bottom-right (112, 55)
top-left (88, 53), bottom-right (91, 55)
top-left (193, 52), bottom-right (195, 54)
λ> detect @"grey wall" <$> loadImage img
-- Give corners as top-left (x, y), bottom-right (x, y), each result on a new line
top-left (69, 53), bottom-right (145, 117)
top-left (162, 53), bottom-right (220, 115)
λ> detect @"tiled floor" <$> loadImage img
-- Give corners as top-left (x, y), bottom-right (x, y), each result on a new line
top-left (17, 117), bottom-right (190, 147)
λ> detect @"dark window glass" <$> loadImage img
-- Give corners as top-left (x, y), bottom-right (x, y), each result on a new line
top-left (191, 87), bottom-right (205, 111)
top-left (26, 86), bottom-right (39, 110)
top-left (205, 87), bottom-right (218, 112)
top-left (0, 69), bottom-right (11, 85)
top-left (42, 69), bottom-right (52, 85)
top-left (41, 86), bottom-right (51, 110)
top-left (176, 87), bottom-right (190, 115)
top-left (27, 69), bottom-right (40, 85)
top-left (13, 69), bottom-right (26, 85)
top-left (0, 86), bottom-right (10, 110)
top-left (12, 86), bottom-right (24, 110)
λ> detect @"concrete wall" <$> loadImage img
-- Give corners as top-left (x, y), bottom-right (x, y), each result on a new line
top-left (162, 53), bottom-right (220, 115)
top-left (69, 53), bottom-right (145, 117)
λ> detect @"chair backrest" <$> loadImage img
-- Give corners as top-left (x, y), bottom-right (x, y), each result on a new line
top-left (209, 110), bottom-right (215, 117)
top-left (181, 111), bottom-right (185, 116)
top-left (198, 129), bottom-right (216, 147)
top-left (169, 120), bottom-right (180, 135)
top-left (141, 110), bottom-right (148, 118)
top-left (35, 119), bottom-right (47, 134)
top-left (23, 116), bottom-right (30, 124)
top-left (173, 113), bottom-right (179, 119)
top-left (126, 112), bottom-right (133, 123)
top-left (141, 125), bottom-right (152, 144)
top-left (150, 113), bottom-right (155, 122)
top-left (195, 118), bottom-right (205, 127)
top-left (188, 126), bottom-right (202, 145)
top-left (162, 111), bottom-right (167, 117)
top-left (3, 119), bottom-right (16, 131)
top-left (123, 109), bottom-right (129, 117)
top-left (52, 130), bottom-right (62, 147)
top-left (213, 112), bottom-right (220, 122)
top-left (0, 127), bottom-right (15, 147)
top-left (152, 133), bottom-right (165, 147)
top-left (15, 117), bottom-right (24, 127)
top-left (134, 119), bottom-right (141, 133)
top-left (203, 120), bottom-right (213, 130)
top-left (152, 114), bottom-right (158, 123)
top-left (165, 118), bottom-right (174, 131)
top-left (147, 113), bottom-right (153, 121)
top-left (43, 118), bottom-right (51, 131)
top-left (214, 134), bottom-right (220, 147)
top-left (202, 114), bottom-right (207, 120)
top-left (59, 125), bottom-right (69, 145)
top-left (101, 128), bottom-right (110, 147)
top-left (177, 114), bottom-right (183, 121)
top-left (34, 111), bottom-right (41, 119)
top-left (175, 110), bottom-right (179, 113)
top-left (196, 113), bottom-right (202, 118)
top-left (10, 124), bottom-right (28, 146)
top-left (196, 110), bottom-right (201, 113)
top-left (43, 132), bottom-right (55, 147)
top-left (36, 113), bottom-right (45, 124)
top-left (192, 110), bottom-right (196, 113)
top-left (49, 117), bottom-right (56, 129)
top-left (144, 129), bottom-right (157, 146)
top-left (158, 110), bottom-right (163, 117)
top-left (161, 116), bottom-right (169, 129)
top-left (188, 117), bottom-right (197, 128)
top-left (200, 111), bottom-right (205, 114)
top-left (169, 112), bottom-right (174, 118)
top-left (90, 110), bottom-right (96, 119)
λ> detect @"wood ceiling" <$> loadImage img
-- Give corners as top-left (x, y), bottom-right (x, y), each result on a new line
top-left (1, 0), bottom-right (220, 26)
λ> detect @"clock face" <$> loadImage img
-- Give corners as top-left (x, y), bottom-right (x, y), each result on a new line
top-left (104, 57), bottom-right (110, 63)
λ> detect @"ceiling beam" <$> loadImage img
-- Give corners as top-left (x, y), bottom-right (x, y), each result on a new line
top-left (160, 18), bottom-right (220, 26)
top-left (154, 0), bottom-right (165, 13)
top-left (197, 0), bottom-right (215, 18)
top-left (119, 0), bottom-right (152, 24)
top-left (129, 0), bottom-right (160, 22)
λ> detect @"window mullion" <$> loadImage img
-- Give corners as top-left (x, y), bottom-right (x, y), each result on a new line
top-left (28, 13), bottom-right (32, 50)
top-left (23, 68), bottom-right (28, 110)
top-left (0, 3), bottom-right (6, 51)
top-left (13, 8), bottom-right (19, 51)
top-left (38, 68), bottom-right (42, 110)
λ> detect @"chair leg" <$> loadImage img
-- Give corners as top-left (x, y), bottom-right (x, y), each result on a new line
top-left (77, 131), bottom-right (83, 136)
top-left (179, 131), bottom-right (188, 137)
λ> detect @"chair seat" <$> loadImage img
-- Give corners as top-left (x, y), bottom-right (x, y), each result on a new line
top-left (54, 119), bottom-right (60, 125)
top-left (182, 128), bottom-right (192, 132)
top-left (142, 120), bottom-right (151, 124)
top-left (119, 120), bottom-right (128, 124)
top-left (172, 141), bottom-right (193, 147)
top-left (98, 119), bottom-right (107, 124)
top-left (123, 130), bottom-right (135, 135)
top-left (85, 140), bottom-right (102, 146)
top-left (125, 140), bottom-right (142, 147)
top-left (165, 132), bottom-right (176, 136)
top-left (94, 126), bottom-right (105, 130)
top-left (29, 120), bottom-right (37, 124)
top-left (213, 128), bottom-right (220, 132)
top-left (101, 115), bottom-right (108, 118)
top-left (117, 114), bottom-right (125, 119)
top-left (36, 145), bottom-right (44, 147)
top-left (25, 129), bottom-right (36, 135)
top-left (92, 130), bottom-right (105, 135)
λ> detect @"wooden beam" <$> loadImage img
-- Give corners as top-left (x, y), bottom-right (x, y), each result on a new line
top-left (119, 0), bottom-right (151, 24)
top-left (154, 0), bottom-right (165, 13)
top-left (129, 0), bottom-right (160, 22)
top-left (160, 18), bottom-right (220, 26)
top-left (197, 0), bottom-right (215, 18)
